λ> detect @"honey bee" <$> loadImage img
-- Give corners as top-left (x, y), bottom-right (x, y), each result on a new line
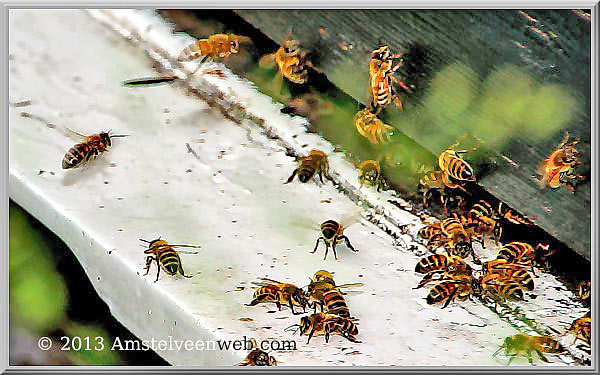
top-left (441, 216), bottom-right (479, 264)
top-left (418, 171), bottom-right (446, 208)
top-left (493, 334), bottom-right (564, 365)
top-left (354, 108), bottom-right (395, 144)
top-left (177, 34), bottom-right (252, 67)
top-left (312, 220), bottom-right (358, 260)
top-left (62, 130), bottom-right (128, 170)
top-left (460, 202), bottom-right (503, 246)
top-left (568, 316), bottom-right (591, 346)
top-left (236, 348), bottom-right (278, 366)
top-left (286, 313), bottom-right (360, 344)
top-left (259, 35), bottom-right (318, 85)
top-left (497, 202), bottom-right (534, 225)
top-left (482, 259), bottom-right (534, 291)
top-left (368, 46), bottom-right (411, 113)
top-left (438, 140), bottom-right (477, 188)
top-left (537, 131), bottom-right (585, 192)
top-left (307, 272), bottom-right (363, 317)
top-left (285, 150), bottom-right (331, 185)
top-left (414, 254), bottom-right (472, 289)
top-left (140, 238), bottom-right (200, 282)
top-left (426, 275), bottom-right (479, 308)
top-left (479, 273), bottom-right (526, 304)
top-left (246, 278), bottom-right (310, 315)
top-left (358, 160), bottom-right (386, 191)
top-left (577, 280), bottom-right (591, 303)
top-left (497, 242), bottom-right (555, 274)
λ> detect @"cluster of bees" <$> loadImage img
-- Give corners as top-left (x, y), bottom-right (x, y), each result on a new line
top-left (47, 29), bottom-right (591, 366)
top-left (246, 271), bottom-right (363, 345)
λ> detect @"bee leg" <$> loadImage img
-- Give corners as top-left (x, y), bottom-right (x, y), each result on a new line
top-left (289, 296), bottom-right (300, 315)
top-left (311, 237), bottom-right (322, 253)
top-left (179, 265), bottom-right (192, 278)
top-left (506, 354), bottom-right (516, 366)
top-left (154, 259), bottom-right (161, 282)
top-left (307, 326), bottom-right (316, 344)
top-left (143, 256), bottom-right (154, 276)
top-left (342, 236), bottom-right (358, 252)
top-left (323, 243), bottom-right (330, 260)
top-left (332, 243), bottom-right (338, 261)
top-left (442, 289), bottom-right (458, 309)
top-left (285, 169), bottom-right (298, 184)
top-left (535, 350), bottom-right (549, 363)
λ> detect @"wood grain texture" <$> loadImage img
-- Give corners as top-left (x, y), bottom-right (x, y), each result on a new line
top-left (235, 9), bottom-right (591, 260)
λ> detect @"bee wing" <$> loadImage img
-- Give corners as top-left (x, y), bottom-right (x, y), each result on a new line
top-left (258, 53), bottom-right (276, 69)
top-left (338, 207), bottom-right (365, 229)
top-left (253, 278), bottom-right (284, 287)
top-left (334, 282), bottom-right (365, 290)
top-left (61, 126), bottom-right (87, 141)
top-left (286, 216), bottom-right (320, 231)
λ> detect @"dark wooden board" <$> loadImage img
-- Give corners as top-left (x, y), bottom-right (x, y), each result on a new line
top-left (235, 9), bottom-right (592, 260)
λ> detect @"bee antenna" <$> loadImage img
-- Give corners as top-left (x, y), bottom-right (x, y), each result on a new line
top-left (139, 238), bottom-right (152, 243)
top-left (110, 134), bottom-right (130, 138)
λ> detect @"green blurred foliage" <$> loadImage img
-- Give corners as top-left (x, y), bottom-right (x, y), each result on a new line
top-left (10, 204), bottom-right (68, 334)
top-left (63, 322), bottom-right (122, 365)
top-left (10, 203), bottom-right (121, 365)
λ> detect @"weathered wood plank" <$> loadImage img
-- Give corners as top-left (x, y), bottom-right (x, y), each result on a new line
top-left (234, 9), bottom-right (592, 260)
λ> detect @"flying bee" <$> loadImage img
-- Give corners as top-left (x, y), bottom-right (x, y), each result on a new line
top-left (246, 278), bottom-right (310, 315)
top-left (368, 46), bottom-right (411, 113)
top-left (236, 339), bottom-right (278, 366)
top-left (358, 160), bottom-right (386, 191)
top-left (312, 220), bottom-right (358, 260)
top-left (285, 313), bottom-right (360, 344)
top-left (482, 259), bottom-right (534, 291)
top-left (140, 237), bottom-right (200, 282)
top-left (259, 34), bottom-right (319, 85)
top-left (537, 131), bottom-right (585, 192)
top-left (438, 138), bottom-right (477, 189)
top-left (177, 34), bottom-right (252, 70)
top-left (414, 254), bottom-right (472, 289)
top-left (354, 108), bottom-right (395, 145)
top-left (441, 216), bottom-right (479, 264)
top-left (285, 149), bottom-right (331, 185)
top-left (62, 130), bottom-right (128, 170)
top-left (493, 334), bottom-right (565, 365)
top-left (426, 275), bottom-right (479, 308)
top-left (577, 280), bottom-right (591, 303)
top-left (568, 316), bottom-right (591, 346)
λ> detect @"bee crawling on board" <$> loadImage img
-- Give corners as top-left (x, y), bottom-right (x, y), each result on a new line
top-left (236, 338), bottom-right (278, 366)
top-left (312, 220), bottom-right (359, 260)
top-left (62, 129), bottom-right (128, 170)
top-left (440, 215), bottom-right (480, 264)
top-left (568, 315), bottom-right (591, 346)
top-left (493, 334), bottom-right (565, 365)
top-left (577, 280), bottom-right (591, 304)
top-left (285, 149), bottom-right (331, 185)
top-left (285, 312), bottom-right (360, 344)
top-left (478, 273), bottom-right (527, 306)
top-left (425, 274), bottom-right (480, 308)
top-left (354, 108), bottom-right (396, 145)
top-left (357, 160), bottom-right (387, 191)
top-left (259, 34), bottom-right (319, 85)
top-left (497, 202), bottom-right (534, 225)
top-left (140, 237), bottom-right (201, 282)
top-left (418, 171), bottom-right (447, 208)
top-left (177, 33), bottom-right (252, 72)
top-left (414, 254), bottom-right (473, 289)
top-left (306, 270), bottom-right (363, 317)
top-left (497, 242), bottom-right (555, 275)
top-left (481, 259), bottom-right (535, 291)
top-left (537, 131), bottom-right (585, 192)
top-left (246, 278), bottom-right (310, 315)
